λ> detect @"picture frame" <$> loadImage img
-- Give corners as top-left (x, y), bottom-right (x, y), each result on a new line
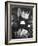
top-left (5, 1), bottom-right (37, 45)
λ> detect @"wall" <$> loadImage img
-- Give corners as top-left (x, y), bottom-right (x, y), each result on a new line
top-left (0, 0), bottom-right (38, 46)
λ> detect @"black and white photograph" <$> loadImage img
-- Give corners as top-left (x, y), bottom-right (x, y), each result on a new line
top-left (5, 1), bottom-right (37, 45)
top-left (11, 5), bottom-right (33, 39)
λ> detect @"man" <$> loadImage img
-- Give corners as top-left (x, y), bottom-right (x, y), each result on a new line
top-left (16, 8), bottom-right (32, 38)
top-left (12, 8), bottom-right (33, 38)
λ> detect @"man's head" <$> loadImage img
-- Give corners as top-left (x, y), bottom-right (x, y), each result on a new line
top-left (21, 10), bottom-right (30, 19)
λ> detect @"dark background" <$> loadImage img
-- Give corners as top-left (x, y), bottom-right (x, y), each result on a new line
top-left (10, 5), bottom-right (33, 39)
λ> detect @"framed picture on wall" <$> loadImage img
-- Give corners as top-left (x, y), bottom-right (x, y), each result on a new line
top-left (5, 1), bottom-right (37, 45)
